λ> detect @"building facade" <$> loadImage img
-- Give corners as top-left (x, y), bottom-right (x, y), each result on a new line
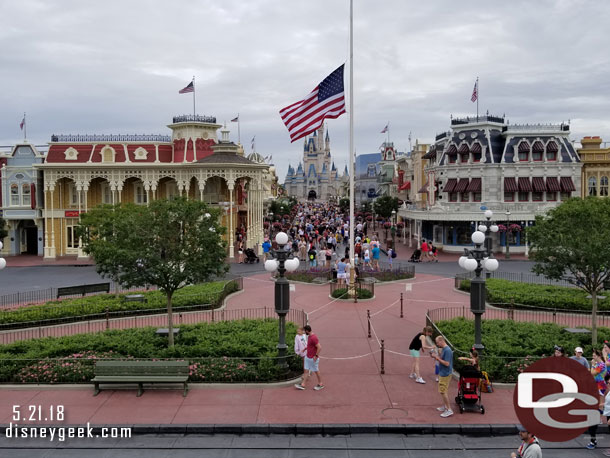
top-left (37, 115), bottom-right (270, 259)
top-left (400, 115), bottom-right (582, 253)
top-left (284, 125), bottom-right (344, 201)
top-left (578, 136), bottom-right (610, 198)
top-left (0, 144), bottom-right (46, 256)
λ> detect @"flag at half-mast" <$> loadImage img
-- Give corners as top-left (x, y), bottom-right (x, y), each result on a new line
top-left (380, 124), bottom-right (389, 134)
top-left (179, 81), bottom-right (194, 94)
top-left (471, 80), bottom-right (478, 102)
top-left (279, 64), bottom-right (346, 143)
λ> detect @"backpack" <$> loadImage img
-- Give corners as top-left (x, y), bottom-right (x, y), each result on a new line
top-left (480, 370), bottom-right (493, 393)
top-left (391, 250), bottom-right (397, 259)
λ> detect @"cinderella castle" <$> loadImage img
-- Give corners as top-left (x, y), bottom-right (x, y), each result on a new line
top-left (283, 125), bottom-right (347, 201)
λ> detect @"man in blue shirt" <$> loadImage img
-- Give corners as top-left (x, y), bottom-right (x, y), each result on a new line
top-left (432, 335), bottom-right (454, 418)
top-left (371, 245), bottom-right (380, 271)
top-left (262, 239), bottom-right (272, 262)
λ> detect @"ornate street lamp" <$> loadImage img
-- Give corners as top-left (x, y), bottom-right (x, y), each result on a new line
top-left (458, 214), bottom-right (500, 354)
top-left (504, 210), bottom-right (511, 259)
top-left (264, 231), bottom-right (300, 368)
top-left (391, 209), bottom-right (397, 251)
top-left (477, 210), bottom-right (499, 277)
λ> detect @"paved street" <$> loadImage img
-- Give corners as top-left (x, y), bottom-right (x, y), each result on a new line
top-left (1, 433), bottom-right (608, 457)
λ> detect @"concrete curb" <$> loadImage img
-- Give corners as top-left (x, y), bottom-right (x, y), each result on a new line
top-left (0, 422), bottom-right (524, 436)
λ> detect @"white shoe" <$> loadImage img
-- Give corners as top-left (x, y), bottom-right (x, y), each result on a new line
top-left (436, 406), bottom-right (446, 412)
top-left (415, 377), bottom-right (426, 384)
top-left (440, 409), bottom-right (454, 418)
top-left (409, 373), bottom-right (416, 379)
top-left (435, 377), bottom-right (439, 382)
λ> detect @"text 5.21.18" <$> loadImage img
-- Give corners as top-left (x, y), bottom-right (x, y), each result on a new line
top-left (12, 405), bottom-right (64, 422)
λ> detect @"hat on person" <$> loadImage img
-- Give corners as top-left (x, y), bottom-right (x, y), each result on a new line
top-left (575, 347), bottom-right (584, 353)
top-left (516, 425), bottom-right (528, 433)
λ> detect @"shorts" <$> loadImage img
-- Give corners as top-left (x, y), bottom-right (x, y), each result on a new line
top-left (326, 256), bottom-right (331, 260)
top-left (304, 357), bottom-right (319, 372)
top-left (409, 349), bottom-right (420, 358)
top-left (238, 250), bottom-right (243, 254)
top-left (438, 375), bottom-right (451, 394)
top-left (337, 273), bottom-right (346, 279)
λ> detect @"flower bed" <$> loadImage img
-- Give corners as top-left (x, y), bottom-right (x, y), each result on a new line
top-left (0, 319), bottom-right (301, 383)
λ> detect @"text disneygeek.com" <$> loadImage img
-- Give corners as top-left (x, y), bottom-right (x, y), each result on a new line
top-left (5, 423), bottom-right (132, 442)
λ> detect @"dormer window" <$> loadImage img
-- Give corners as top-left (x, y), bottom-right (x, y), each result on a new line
top-left (64, 147), bottom-right (78, 161)
top-left (532, 141), bottom-right (544, 161)
top-left (471, 143), bottom-right (482, 162)
top-left (458, 144), bottom-right (469, 163)
top-left (517, 141), bottom-right (530, 161)
top-left (546, 141), bottom-right (558, 161)
top-left (133, 147), bottom-right (148, 160)
top-left (102, 146), bottom-right (115, 162)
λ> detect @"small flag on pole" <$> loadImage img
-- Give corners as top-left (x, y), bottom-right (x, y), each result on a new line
top-left (380, 124), bottom-right (389, 134)
top-left (231, 115), bottom-right (239, 122)
top-left (179, 81), bottom-right (195, 94)
top-left (19, 116), bottom-right (25, 131)
top-left (471, 80), bottom-right (478, 103)
top-left (251, 136), bottom-right (255, 150)
top-left (279, 64), bottom-right (346, 143)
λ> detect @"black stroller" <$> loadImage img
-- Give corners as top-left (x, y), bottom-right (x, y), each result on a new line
top-left (455, 365), bottom-right (485, 414)
top-left (409, 249), bottom-right (422, 262)
top-left (244, 248), bottom-right (260, 264)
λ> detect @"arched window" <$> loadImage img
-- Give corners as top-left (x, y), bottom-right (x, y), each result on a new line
top-left (10, 183), bottom-right (19, 206)
top-left (518, 142), bottom-right (530, 161)
top-left (21, 183), bottom-right (31, 206)
top-left (546, 141), bottom-right (558, 161)
top-left (588, 176), bottom-right (597, 196)
top-left (102, 147), bottom-right (114, 163)
top-left (601, 176), bottom-right (609, 197)
top-left (532, 141), bottom-right (544, 161)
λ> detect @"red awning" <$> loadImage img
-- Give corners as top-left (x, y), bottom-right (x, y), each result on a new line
top-left (546, 177), bottom-right (561, 192)
top-left (532, 177), bottom-right (546, 192)
top-left (518, 142), bottom-right (530, 152)
top-left (466, 177), bottom-right (482, 192)
top-left (518, 177), bottom-right (533, 192)
top-left (454, 178), bottom-right (470, 193)
top-left (446, 144), bottom-right (458, 154)
top-left (398, 181), bottom-right (411, 191)
top-left (532, 141), bottom-right (544, 152)
top-left (470, 143), bottom-right (482, 153)
top-left (504, 177), bottom-right (518, 192)
top-left (443, 178), bottom-right (457, 193)
top-left (458, 144), bottom-right (469, 154)
top-left (560, 177), bottom-right (576, 192)
top-left (547, 141), bottom-right (558, 152)
top-left (418, 182), bottom-right (429, 194)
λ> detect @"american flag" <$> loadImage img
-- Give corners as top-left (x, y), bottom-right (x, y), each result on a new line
top-left (179, 81), bottom-right (194, 94)
top-left (279, 65), bottom-right (346, 143)
top-left (19, 116), bottom-right (25, 130)
top-left (471, 80), bottom-right (478, 103)
top-left (231, 116), bottom-right (239, 122)
top-left (381, 124), bottom-right (389, 134)
top-left (251, 136), bottom-right (255, 150)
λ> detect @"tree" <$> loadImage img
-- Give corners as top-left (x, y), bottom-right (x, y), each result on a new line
top-left (338, 198), bottom-right (350, 214)
top-left (360, 201), bottom-right (372, 213)
top-left (268, 197), bottom-right (296, 220)
top-left (527, 197), bottom-right (610, 345)
top-left (79, 197), bottom-right (228, 346)
top-left (0, 216), bottom-right (7, 241)
top-left (373, 196), bottom-right (399, 219)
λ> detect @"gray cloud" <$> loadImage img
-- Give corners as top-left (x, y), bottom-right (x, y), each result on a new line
top-left (1, 0), bottom-right (609, 179)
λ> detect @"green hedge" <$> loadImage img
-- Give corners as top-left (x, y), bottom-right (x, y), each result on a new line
top-left (0, 281), bottom-right (237, 326)
top-left (459, 278), bottom-right (609, 311)
top-left (331, 288), bottom-right (374, 299)
top-left (0, 318), bottom-right (300, 383)
top-left (437, 317), bottom-right (610, 382)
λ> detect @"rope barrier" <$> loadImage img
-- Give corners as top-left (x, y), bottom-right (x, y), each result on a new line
top-left (370, 298), bottom-right (401, 317)
top-left (320, 350), bottom-right (380, 360)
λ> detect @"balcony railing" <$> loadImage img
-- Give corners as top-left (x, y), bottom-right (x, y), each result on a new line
top-left (435, 131), bottom-right (449, 141)
top-left (51, 134), bottom-right (171, 142)
top-left (502, 123), bottom-right (569, 133)
top-left (172, 114), bottom-right (217, 124)
top-left (451, 114), bottom-right (505, 125)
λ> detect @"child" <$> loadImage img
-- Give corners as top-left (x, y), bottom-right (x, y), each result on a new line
top-left (294, 327), bottom-right (308, 367)
top-left (458, 348), bottom-right (480, 371)
top-left (387, 247), bottom-right (394, 269)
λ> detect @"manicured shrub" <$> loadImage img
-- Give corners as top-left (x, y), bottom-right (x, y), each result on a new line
top-left (331, 288), bottom-right (373, 299)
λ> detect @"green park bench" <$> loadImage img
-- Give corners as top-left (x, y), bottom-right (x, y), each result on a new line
top-left (57, 282), bottom-right (110, 299)
top-left (92, 360), bottom-right (189, 397)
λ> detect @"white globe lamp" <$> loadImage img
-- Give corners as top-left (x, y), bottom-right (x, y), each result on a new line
top-left (464, 258), bottom-right (478, 272)
top-left (484, 210), bottom-right (493, 219)
top-left (0, 241), bottom-right (3, 250)
top-left (490, 224), bottom-right (499, 233)
top-left (285, 258), bottom-right (300, 272)
top-left (458, 256), bottom-right (468, 269)
top-left (471, 231), bottom-right (485, 245)
top-left (264, 259), bottom-right (278, 272)
top-left (478, 224), bottom-right (487, 232)
top-left (275, 232), bottom-right (289, 246)
top-left (485, 258), bottom-right (499, 272)
top-left (0, 258), bottom-right (5, 270)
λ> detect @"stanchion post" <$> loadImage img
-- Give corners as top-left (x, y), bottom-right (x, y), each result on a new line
top-left (105, 307), bottom-right (110, 330)
top-left (380, 339), bottom-right (385, 375)
top-left (367, 310), bottom-right (371, 338)
top-left (400, 292), bottom-right (404, 318)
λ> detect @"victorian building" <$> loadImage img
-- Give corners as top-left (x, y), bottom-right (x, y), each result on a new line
top-left (284, 125), bottom-right (344, 201)
top-left (36, 115), bottom-right (271, 259)
top-left (578, 136), bottom-right (610, 198)
top-left (399, 114), bottom-right (582, 253)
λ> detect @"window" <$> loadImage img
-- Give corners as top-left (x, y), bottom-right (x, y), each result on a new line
top-left (518, 150), bottom-right (528, 161)
top-left (546, 192), bottom-right (556, 201)
top-left (68, 182), bottom-right (79, 206)
top-left (101, 182), bottom-right (112, 204)
top-left (10, 183), bottom-right (19, 206)
top-left (21, 183), bottom-right (31, 206)
top-left (134, 182), bottom-right (147, 205)
top-left (473, 152), bottom-right (481, 162)
top-left (166, 182), bottom-right (179, 200)
top-left (461, 192), bottom-right (469, 202)
top-left (504, 191), bottom-right (514, 202)
top-left (66, 225), bottom-right (78, 250)
top-left (472, 192), bottom-right (481, 202)
top-left (102, 147), bottom-right (114, 162)
top-left (449, 192), bottom-right (458, 202)
top-left (448, 155), bottom-right (457, 164)
top-left (532, 150), bottom-right (542, 161)
top-left (460, 153), bottom-right (468, 163)
top-left (560, 191), bottom-right (570, 201)
top-left (518, 191), bottom-right (529, 202)
top-left (588, 176), bottom-right (597, 196)
top-left (546, 141), bottom-right (558, 161)
top-left (601, 176), bottom-right (609, 197)
top-left (518, 142), bottom-right (530, 162)
top-left (532, 191), bottom-right (543, 202)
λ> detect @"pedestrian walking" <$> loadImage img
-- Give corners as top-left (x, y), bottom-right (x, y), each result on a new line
top-left (511, 425), bottom-right (542, 458)
top-left (294, 326), bottom-right (308, 367)
top-left (295, 325), bottom-right (324, 391)
top-left (432, 335), bottom-right (454, 417)
top-left (408, 326), bottom-right (435, 384)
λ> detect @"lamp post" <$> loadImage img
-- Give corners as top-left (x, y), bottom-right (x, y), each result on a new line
top-left (458, 214), bottom-right (500, 354)
top-left (477, 210), bottom-right (499, 278)
top-left (391, 209), bottom-right (397, 251)
top-left (505, 210), bottom-right (511, 259)
top-left (264, 231), bottom-right (300, 368)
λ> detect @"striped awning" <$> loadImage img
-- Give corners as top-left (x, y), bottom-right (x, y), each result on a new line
top-left (547, 141), bottom-right (558, 152)
top-left (458, 144), bottom-right (469, 154)
top-left (518, 142), bottom-right (530, 152)
top-left (504, 177), bottom-right (518, 192)
top-left (418, 182), bottom-right (429, 194)
top-left (443, 178), bottom-right (457, 193)
top-left (532, 177), bottom-right (546, 192)
top-left (560, 177), bottom-right (576, 192)
top-left (546, 177), bottom-right (561, 192)
top-left (454, 178), bottom-right (470, 193)
top-left (466, 177), bottom-right (482, 192)
top-left (470, 143), bottom-right (482, 153)
top-left (518, 177), bottom-right (533, 192)
top-left (446, 144), bottom-right (458, 155)
top-left (532, 141), bottom-right (544, 152)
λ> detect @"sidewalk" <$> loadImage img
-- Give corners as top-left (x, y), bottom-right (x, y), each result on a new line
top-left (4, 255), bottom-right (95, 267)
top-left (0, 272), bottom-right (517, 426)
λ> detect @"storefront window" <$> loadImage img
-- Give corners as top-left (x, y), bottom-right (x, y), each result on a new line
top-left (472, 192), bottom-right (481, 202)
top-left (504, 191), bottom-right (514, 202)
top-left (532, 191), bottom-right (543, 202)
top-left (518, 191), bottom-right (529, 202)
top-left (461, 192), bottom-right (469, 202)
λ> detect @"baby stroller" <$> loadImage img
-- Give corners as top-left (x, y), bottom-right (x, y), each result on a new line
top-left (244, 248), bottom-right (260, 264)
top-left (409, 249), bottom-right (422, 263)
top-left (455, 365), bottom-right (485, 414)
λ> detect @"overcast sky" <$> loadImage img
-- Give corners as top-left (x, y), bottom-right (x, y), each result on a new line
top-left (1, 0), bottom-right (609, 180)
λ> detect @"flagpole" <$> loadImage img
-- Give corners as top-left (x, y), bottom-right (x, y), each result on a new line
top-left (387, 121), bottom-right (390, 144)
top-left (237, 113), bottom-right (241, 145)
top-left (23, 112), bottom-right (26, 141)
top-left (476, 76), bottom-right (479, 121)
top-left (348, 0), bottom-right (355, 290)
top-left (192, 76), bottom-right (196, 116)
